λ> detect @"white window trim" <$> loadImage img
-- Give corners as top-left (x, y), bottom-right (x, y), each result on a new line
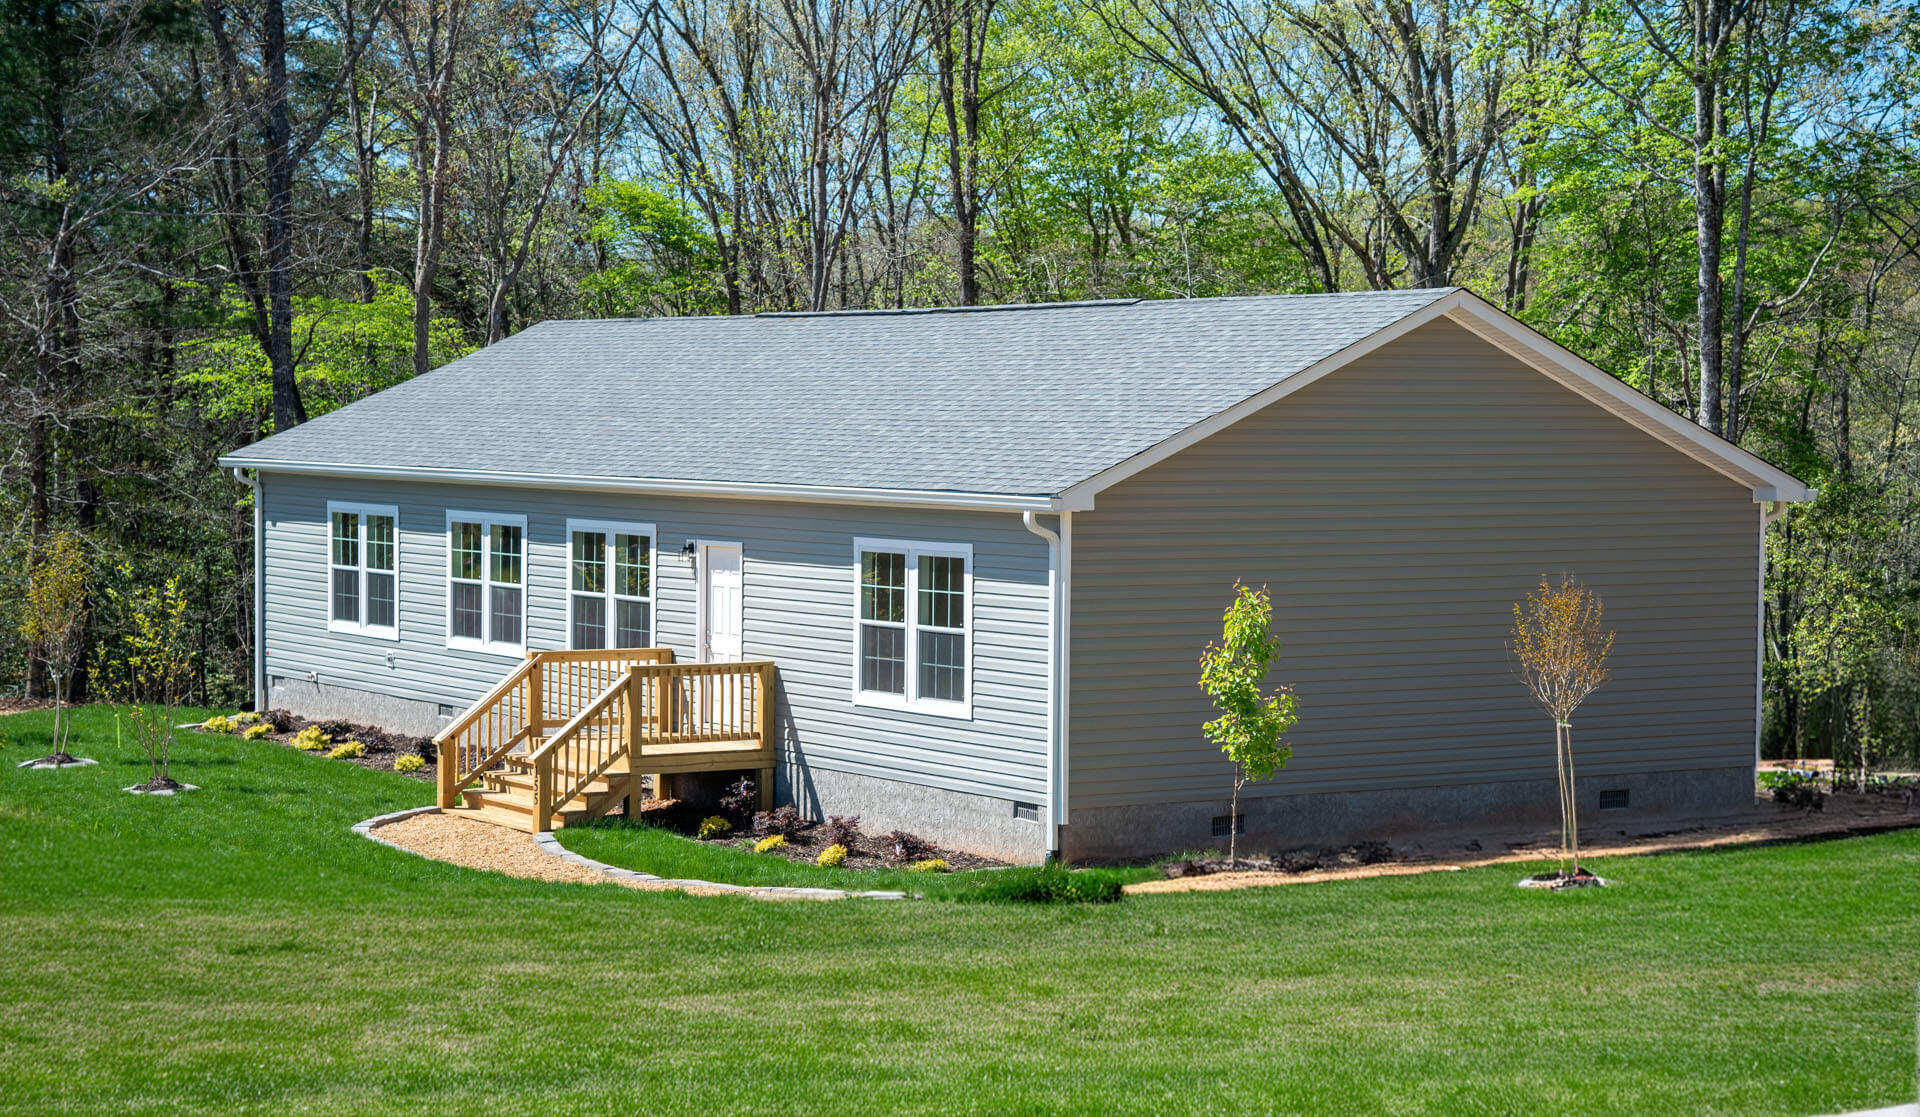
top-left (851, 537), bottom-right (974, 720)
top-left (326, 501), bottom-right (400, 641)
top-left (565, 519), bottom-right (657, 650)
top-left (445, 509), bottom-right (529, 658)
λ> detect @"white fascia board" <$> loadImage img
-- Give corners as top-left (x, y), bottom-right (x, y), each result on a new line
top-left (1440, 293), bottom-right (1813, 503)
top-left (214, 458), bottom-right (1065, 513)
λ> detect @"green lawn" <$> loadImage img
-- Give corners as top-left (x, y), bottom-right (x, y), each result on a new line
top-left (2, 706), bottom-right (1916, 1115)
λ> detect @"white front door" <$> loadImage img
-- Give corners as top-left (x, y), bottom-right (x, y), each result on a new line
top-left (699, 542), bottom-right (744, 663)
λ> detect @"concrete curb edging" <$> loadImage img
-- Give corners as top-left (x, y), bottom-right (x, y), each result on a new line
top-left (352, 807), bottom-right (908, 901)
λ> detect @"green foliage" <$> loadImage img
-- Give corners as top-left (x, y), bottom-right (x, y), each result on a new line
top-left (816, 843), bottom-right (848, 867)
top-left (291, 726), bottom-right (331, 752)
top-left (20, 531), bottom-right (90, 754)
top-left (909, 859), bottom-right (950, 874)
top-left (327, 741), bottom-right (365, 760)
top-left (958, 863), bottom-right (1124, 904)
top-left (580, 182), bottom-right (726, 317)
top-left (696, 815), bottom-right (732, 840)
top-left (753, 834), bottom-right (788, 854)
top-left (201, 715), bottom-right (235, 734)
top-left (393, 753), bottom-right (425, 773)
top-left (1199, 583), bottom-right (1298, 785)
top-left (88, 567), bottom-right (195, 785)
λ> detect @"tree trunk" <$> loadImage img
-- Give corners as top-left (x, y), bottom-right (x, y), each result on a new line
top-left (264, 0), bottom-right (307, 431)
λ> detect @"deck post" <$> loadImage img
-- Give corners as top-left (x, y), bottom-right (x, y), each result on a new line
top-left (436, 739), bottom-right (456, 808)
top-left (624, 668), bottom-right (642, 819)
top-left (758, 663), bottom-right (776, 810)
top-left (526, 654), bottom-right (544, 749)
top-left (533, 756), bottom-right (553, 833)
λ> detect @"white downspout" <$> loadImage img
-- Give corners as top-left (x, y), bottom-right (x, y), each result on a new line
top-left (1022, 510), bottom-right (1065, 861)
top-left (233, 467), bottom-right (267, 712)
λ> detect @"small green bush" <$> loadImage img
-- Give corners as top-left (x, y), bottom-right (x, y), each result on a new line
top-left (291, 726), bottom-right (330, 751)
top-left (326, 741), bottom-right (365, 760)
top-left (241, 723), bottom-right (272, 740)
top-left (816, 843), bottom-right (848, 867)
top-left (753, 834), bottom-right (787, 853)
top-left (232, 711), bottom-right (260, 726)
top-left (394, 753), bottom-right (426, 773)
top-left (697, 816), bottom-right (732, 840)
top-left (909, 858), bottom-right (950, 873)
top-left (962, 864), bottom-right (1124, 904)
top-left (201, 715), bottom-right (235, 734)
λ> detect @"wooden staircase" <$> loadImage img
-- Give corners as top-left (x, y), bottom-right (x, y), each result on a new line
top-left (434, 649), bottom-right (776, 832)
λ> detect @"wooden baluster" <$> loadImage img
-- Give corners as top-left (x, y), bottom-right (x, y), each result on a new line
top-left (624, 669), bottom-right (642, 817)
top-left (528, 659), bottom-right (544, 755)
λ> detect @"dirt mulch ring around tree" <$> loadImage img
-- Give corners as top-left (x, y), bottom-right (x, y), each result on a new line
top-left (1127, 791), bottom-right (1920, 895)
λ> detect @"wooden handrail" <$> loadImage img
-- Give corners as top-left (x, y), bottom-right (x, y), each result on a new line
top-left (433, 657), bottom-right (539, 746)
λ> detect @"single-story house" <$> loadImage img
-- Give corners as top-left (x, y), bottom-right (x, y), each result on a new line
top-left (219, 287), bottom-right (1810, 862)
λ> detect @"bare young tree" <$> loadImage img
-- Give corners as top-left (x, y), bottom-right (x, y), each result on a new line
top-left (20, 531), bottom-right (89, 763)
top-left (1510, 575), bottom-right (1614, 877)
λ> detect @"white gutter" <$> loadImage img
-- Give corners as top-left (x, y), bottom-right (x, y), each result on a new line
top-left (232, 467), bottom-right (267, 712)
top-left (214, 457), bottom-right (1066, 514)
top-left (1022, 510), bottom-right (1068, 861)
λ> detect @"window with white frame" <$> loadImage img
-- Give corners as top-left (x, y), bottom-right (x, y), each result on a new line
top-left (568, 521), bottom-right (654, 650)
top-left (447, 512), bottom-right (525, 652)
top-left (854, 539), bottom-right (971, 715)
top-left (327, 502), bottom-right (398, 638)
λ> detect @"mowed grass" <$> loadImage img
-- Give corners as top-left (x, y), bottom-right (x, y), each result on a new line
top-left (1, 707), bottom-right (1917, 1116)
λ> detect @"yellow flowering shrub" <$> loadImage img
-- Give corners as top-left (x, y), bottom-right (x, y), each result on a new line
top-left (241, 723), bottom-right (272, 740)
top-left (327, 741), bottom-right (365, 759)
top-left (909, 859), bottom-right (950, 873)
top-left (753, 834), bottom-right (787, 853)
top-left (394, 754), bottom-right (426, 773)
top-left (291, 726), bottom-right (330, 751)
top-left (696, 815), bottom-right (731, 839)
top-left (816, 844), bottom-right (848, 867)
top-left (200, 715), bottom-right (235, 734)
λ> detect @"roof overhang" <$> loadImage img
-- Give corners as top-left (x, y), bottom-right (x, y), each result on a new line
top-left (213, 457), bottom-right (1068, 514)
top-left (1057, 288), bottom-right (1812, 509)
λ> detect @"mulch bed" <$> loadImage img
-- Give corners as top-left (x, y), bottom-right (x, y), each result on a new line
top-left (1160, 839), bottom-right (1398, 879)
top-left (630, 798), bottom-right (1006, 872)
top-left (199, 710), bottom-right (439, 782)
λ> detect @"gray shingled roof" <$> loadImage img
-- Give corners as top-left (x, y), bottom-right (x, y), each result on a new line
top-left (224, 288), bottom-right (1455, 498)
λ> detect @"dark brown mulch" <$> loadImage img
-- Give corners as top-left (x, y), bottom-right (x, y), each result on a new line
top-left (129, 775), bottom-right (185, 793)
top-left (631, 798), bottom-right (1006, 871)
top-left (1161, 840), bottom-right (1396, 880)
top-left (204, 710), bottom-right (439, 782)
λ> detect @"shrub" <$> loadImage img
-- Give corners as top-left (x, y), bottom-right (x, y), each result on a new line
top-left (909, 858), bottom-right (949, 873)
top-left (887, 830), bottom-right (931, 862)
top-left (1770, 772), bottom-right (1826, 813)
top-left (201, 715), bottom-right (235, 734)
top-left (696, 815), bottom-right (732, 840)
top-left (825, 815), bottom-right (861, 847)
top-left (291, 726), bottom-right (330, 751)
top-left (394, 754), bottom-right (426, 773)
top-left (233, 711), bottom-right (260, 726)
top-left (414, 738), bottom-right (438, 764)
top-left (241, 723), bottom-right (272, 740)
top-left (317, 720), bottom-right (356, 741)
top-left (752, 805), bottom-right (807, 839)
top-left (263, 709), bottom-right (295, 732)
top-left (963, 864), bottom-right (1124, 904)
top-left (753, 834), bottom-right (788, 853)
top-left (817, 843), bottom-right (848, 867)
top-left (718, 776), bottom-right (757, 818)
top-left (327, 741), bottom-right (365, 759)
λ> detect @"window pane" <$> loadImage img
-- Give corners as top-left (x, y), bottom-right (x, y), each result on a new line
top-left (571, 594), bottom-right (607, 650)
top-left (366, 515), bottom-right (395, 571)
top-left (859, 624), bottom-right (905, 695)
top-left (491, 525), bottom-right (522, 586)
top-left (332, 512), bottom-right (358, 567)
top-left (332, 567), bottom-right (359, 624)
top-left (919, 630), bottom-right (966, 702)
top-left (572, 531), bottom-right (606, 593)
top-left (919, 555), bottom-right (965, 629)
top-left (490, 585), bottom-right (522, 644)
top-left (860, 551), bottom-right (905, 622)
top-left (614, 534), bottom-right (648, 597)
top-left (451, 582), bottom-right (483, 640)
top-left (451, 522), bottom-right (483, 580)
top-left (616, 599), bottom-right (651, 647)
top-left (367, 571), bottom-right (396, 629)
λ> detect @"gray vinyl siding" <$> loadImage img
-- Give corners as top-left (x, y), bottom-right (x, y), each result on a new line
top-left (1068, 319), bottom-right (1760, 810)
top-left (260, 474), bottom-right (1051, 802)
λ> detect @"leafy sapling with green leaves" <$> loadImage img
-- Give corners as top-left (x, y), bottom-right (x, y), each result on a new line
top-left (90, 568), bottom-right (197, 792)
top-left (20, 531), bottom-right (91, 765)
top-left (1199, 582), bottom-right (1299, 865)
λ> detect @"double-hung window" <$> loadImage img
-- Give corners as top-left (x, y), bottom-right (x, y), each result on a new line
top-left (447, 511), bottom-right (526, 653)
top-left (567, 520), bottom-right (654, 649)
top-left (327, 502), bottom-right (398, 639)
top-left (853, 538), bottom-right (972, 716)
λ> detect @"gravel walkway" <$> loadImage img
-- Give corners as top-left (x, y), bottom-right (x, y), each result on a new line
top-left (373, 813), bottom-right (741, 896)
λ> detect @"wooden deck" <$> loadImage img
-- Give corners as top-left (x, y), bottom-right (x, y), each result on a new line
top-left (434, 649), bottom-right (776, 832)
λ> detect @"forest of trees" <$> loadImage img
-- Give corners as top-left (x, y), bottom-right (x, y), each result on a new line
top-left (1, 0), bottom-right (1916, 768)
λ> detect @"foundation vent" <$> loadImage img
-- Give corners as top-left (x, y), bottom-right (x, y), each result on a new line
top-left (1211, 814), bottom-right (1245, 837)
top-left (1598, 788), bottom-right (1631, 811)
top-left (1012, 801), bottom-right (1039, 822)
